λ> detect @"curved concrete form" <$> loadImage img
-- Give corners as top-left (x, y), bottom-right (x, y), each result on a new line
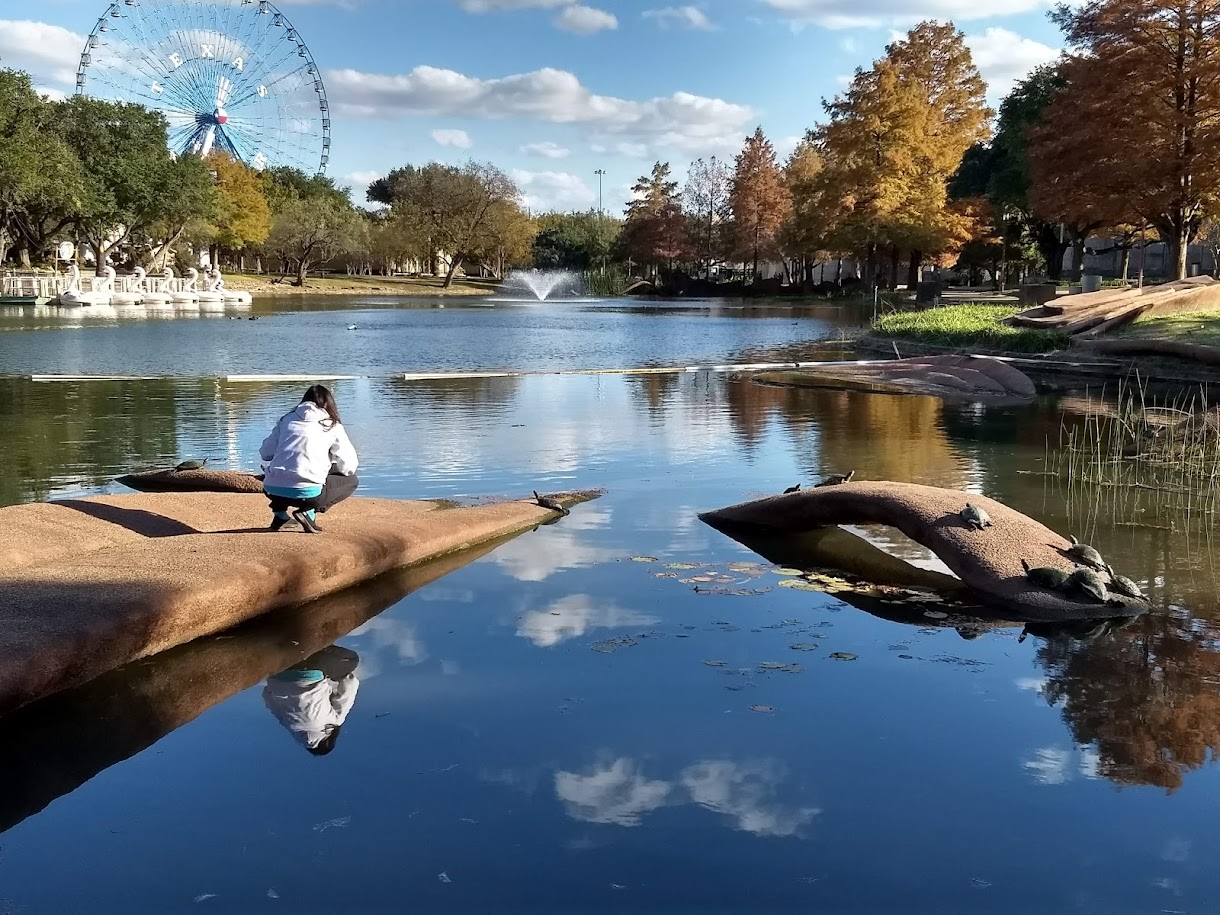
top-left (116, 468), bottom-right (266, 494)
top-left (755, 355), bottom-right (1036, 402)
top-left (0, 490), bottom-right (596, 715)
top-left (700, 482), bottom-right (1146, 621)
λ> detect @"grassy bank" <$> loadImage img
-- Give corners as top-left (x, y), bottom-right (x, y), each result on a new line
top-left (1117, 308), bottom-right (1220, 347)
top-left (222, 273), bottom-right (498, 297)
top-left (872, 304), bottom-right (1068, 354)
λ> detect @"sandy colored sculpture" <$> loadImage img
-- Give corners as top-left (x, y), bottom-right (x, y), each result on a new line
top-left (755, 355), bottom-right (1036, 402)
top-left (0, 545), bottom-right (494, 835)
top-left (0, 489), bottom-right (596, 715)
top-left (700, 481), bottom-right (1146, 621)
top-left (1011, 275), bottom-right (1220, 337)
top-left (116, 467), bottom-right (266, 494)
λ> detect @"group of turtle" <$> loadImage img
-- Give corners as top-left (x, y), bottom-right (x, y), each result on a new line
top-left (784, 470), bottom-right (855, 494)
top-left (959, 503), bottom-right (1147, 605)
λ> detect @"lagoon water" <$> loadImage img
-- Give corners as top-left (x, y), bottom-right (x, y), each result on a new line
top-left (2, 296), bottom-right (1220, 913)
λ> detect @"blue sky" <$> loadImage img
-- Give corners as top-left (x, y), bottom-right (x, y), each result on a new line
top-left (3, 0), bottom-right (1067, 213)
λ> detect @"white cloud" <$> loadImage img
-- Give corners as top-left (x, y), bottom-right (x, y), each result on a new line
top-left (516, 594), bottom-right (660, 647)
top-left (513, 169), bottom-right (598, 211)
top-left (521, 141), bottom-right (572, 159)
top-left (431, 127), bottom-right (473, 148)
top-left (326, 65), bottom-right (754, 157)
top-left (965, 27), bottom-right (1060, 98)
top-left (555, 4), bottom-right (618, 33)
top-left (0, 20), bottom-right (87, 88)
top-left (1023, 747), bottom-right (1072, 785)
top-left (346, 170), bottom-right (384, 187)
top-left (455, 0), bottom-right (569, 9)
top-left (555, 757), bottom-right (818, 835)
top-left (756, 0), bottom-right (1048, 29)
top-left (643, 6), bottom-right (715, 29)
top-left (680, 761), bottom-right (820, 837)
top-left (350, 618), bottom-right (428, 666)
top-left (555, 759), bottom-right (673, 826)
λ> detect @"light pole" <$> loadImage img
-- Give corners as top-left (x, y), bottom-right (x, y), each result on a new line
top-left (594, 169), bottom-right (607, 274)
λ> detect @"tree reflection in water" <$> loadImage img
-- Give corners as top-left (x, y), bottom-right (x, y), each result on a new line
top-left (1034, 609), bottom-right (1220, 792)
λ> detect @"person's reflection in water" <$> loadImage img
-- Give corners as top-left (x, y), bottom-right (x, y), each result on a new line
top-left (263, 646), bottom-right (360, 756)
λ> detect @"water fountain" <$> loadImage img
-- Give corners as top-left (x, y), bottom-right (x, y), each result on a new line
top-left (500, 268), bottom-right (581, 302)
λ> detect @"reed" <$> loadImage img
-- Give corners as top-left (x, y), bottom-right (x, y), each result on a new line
top-left (1046, 376), bottom-right (1220, 532)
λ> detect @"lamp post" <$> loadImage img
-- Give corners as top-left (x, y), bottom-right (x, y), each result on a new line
top-left (594, 169), bottom-right (607, 274)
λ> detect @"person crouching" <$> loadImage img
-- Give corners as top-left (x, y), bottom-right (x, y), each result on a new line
top-left (260, 384), bottom-right (359, 533)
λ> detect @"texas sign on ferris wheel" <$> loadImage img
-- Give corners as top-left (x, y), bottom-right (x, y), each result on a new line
top-left (76, 0), bottom-right (331, 176)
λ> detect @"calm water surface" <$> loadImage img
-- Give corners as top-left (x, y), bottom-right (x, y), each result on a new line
top-left (2, 298), bottom-right (1219, 914)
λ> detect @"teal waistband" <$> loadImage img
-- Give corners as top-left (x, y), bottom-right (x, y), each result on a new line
top-left (265, 484), bottom-right (323, 499)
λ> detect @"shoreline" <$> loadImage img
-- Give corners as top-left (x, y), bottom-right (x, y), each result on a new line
top-left (222, 274), bottom-right (498, 297)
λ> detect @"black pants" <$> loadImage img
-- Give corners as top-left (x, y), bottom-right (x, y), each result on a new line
top-left (267, 473), bottom-right (360, 515)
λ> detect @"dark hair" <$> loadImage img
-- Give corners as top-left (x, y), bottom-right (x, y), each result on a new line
top-left (301, 385), bottom-right (342, 428)
top-left (308, 725), bottom-right (343, 757)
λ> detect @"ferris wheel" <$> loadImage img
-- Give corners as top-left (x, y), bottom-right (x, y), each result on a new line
top-left (76, 0), bottom-right (331, 175)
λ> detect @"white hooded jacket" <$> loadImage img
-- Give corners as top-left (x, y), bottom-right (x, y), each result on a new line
top-left (260, 402), bottom-right (359, 490)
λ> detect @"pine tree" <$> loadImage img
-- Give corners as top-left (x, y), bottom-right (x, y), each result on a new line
top-left (683, 156), bottom-right (732, 279)
top-left (619, 162), bottom-right (688, 276)
top-left (1049, 0), bottom-right (1220, 279)
top-left (729, 127), bottom-right (790, 282)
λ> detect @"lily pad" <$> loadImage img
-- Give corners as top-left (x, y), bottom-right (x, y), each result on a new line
top-left (591, 636), bottom-right (638, 653)
top-left (631, 556), bottom-right (658, 564)
top-left (703, 659), bottom-right (728, 667)
top-left (749, 704), bottom-right (775, 713)
top-left (923, 610), bottom-right (949, 620)
top-left (772, 568), bottom-right (805, 577)
top-left (777, 579), bottom-right (822, 592)
top-left (667, 562), bottom-right (700, 570)
top-left (682, 576), bottom-right (717, 584)
top-left (829, 652), bottom-right (859, 661)
top-left (728, 562), bottom-right (765, 572)
top-left (653, 572), bottom-right (679, 579)
top-left (790, 643), bottom-right (820, 651)
top-left (758, 662), bottom-right (789, 670)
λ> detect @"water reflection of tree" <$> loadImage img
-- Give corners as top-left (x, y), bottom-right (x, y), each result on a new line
top-left (0, 379), bottom-right (180, 506)
top-left (1036, 610), bottom-right (1220, 792)
top-left (622, 372), bottom-right (681, 418)
top-left (380, 376), bottom-right (522, 409)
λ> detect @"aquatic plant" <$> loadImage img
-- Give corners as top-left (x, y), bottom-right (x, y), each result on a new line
top-left (1046, 377), bottom-right (1220, 531)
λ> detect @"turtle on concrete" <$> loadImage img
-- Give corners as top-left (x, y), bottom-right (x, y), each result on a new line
top-left (1105, 564), bottom-right (1148, 602)
top-left (1063, 567), bottom-right (1108, 602)
top-left (815, 471), bottom-right (855, 488)
top-left (960, 503), bottom-right (993, 531)
top-left (174, 459), bottom-right (209, 472)
top-left (1065, 535), bottom-right (1106, 571)
top-left (783, 484), bottom-right (802, 494)
top-left (534, 490), bottom-right (570, 517)
top-left (1021, 559), bottom-right (1069, 590)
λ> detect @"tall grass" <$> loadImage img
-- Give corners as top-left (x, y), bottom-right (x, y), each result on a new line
top-left (1046, 378), bottom-right (1220, 535)
top-left (581, 266), bottom-right (631, 298)
top-left (872, 304), bottom-right (1068, 353)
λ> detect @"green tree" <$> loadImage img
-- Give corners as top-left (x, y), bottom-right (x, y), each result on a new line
top-left (368, 161), bottom-right (521, 287)
top-left (266, 194), bottom-right (363, 286)
top-left (56, 95), bottom-right (186, 272)
top-left (0, 70), bottom-right (82, 265)
top-left (617, 161), bottom-right (688, 276)
top-left (531, 210), bottom-right (621, 269)
top-left (148, 154), bottom-right (218, 270)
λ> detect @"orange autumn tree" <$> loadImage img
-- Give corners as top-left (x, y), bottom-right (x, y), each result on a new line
top-left (1048, 0), bottom-right (1220, 279)
top-left (813, 21), bottom-right (990, 288)
top-left (728, 127), bottom-right (790, 283)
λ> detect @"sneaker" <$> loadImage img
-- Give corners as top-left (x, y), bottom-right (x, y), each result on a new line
top-left (269, 513), bottom-right (292, 532)
top-left (293, 509), bottom-right (323, 534)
